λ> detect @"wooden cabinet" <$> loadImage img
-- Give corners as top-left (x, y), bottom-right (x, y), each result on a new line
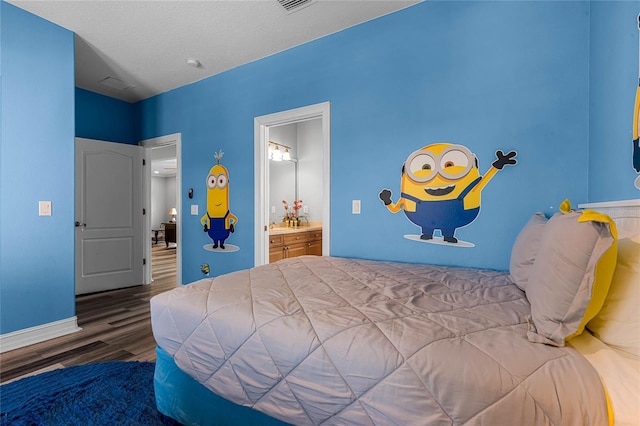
top-left (162, 222), bottom-right (176, 247)
top-left (269, 235), bottom-right (285, 262)
top-left (269, 229), bottom-right (322, 263)
top-left (305, 230), bottom-right (323, 256)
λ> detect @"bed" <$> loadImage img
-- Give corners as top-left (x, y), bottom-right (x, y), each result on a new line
top-left (150, 199), bottom-right (640, 425)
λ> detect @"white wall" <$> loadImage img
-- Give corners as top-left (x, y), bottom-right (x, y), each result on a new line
top-left (297, 119), bottom-right (322, 223)
top-left (151, 176), bottom-right (177, 229)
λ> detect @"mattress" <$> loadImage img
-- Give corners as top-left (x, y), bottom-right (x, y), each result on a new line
top-left (151, 256), bottom-right (608, 425)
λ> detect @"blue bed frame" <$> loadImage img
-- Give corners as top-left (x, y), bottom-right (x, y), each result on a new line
top-left (154, 347), bottom-right (290, 425)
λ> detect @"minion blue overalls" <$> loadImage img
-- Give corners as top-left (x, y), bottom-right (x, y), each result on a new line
top-left (401, 177), bottom-right (481, 241)
top-left (207, 211), bottom-right (231, 248)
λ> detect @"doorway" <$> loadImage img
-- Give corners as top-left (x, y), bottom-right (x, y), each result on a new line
top-left (254, 102), bottom-right (331, 266)
top-left (141, 133), bottom-right (182, 287)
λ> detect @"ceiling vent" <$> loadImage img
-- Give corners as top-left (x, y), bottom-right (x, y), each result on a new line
top-left (98, 77), bottom-right (136, 91)
top-left (277, 0), bottom-right (316, 14)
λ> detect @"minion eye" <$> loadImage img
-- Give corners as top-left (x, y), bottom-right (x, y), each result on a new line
top-left (409, 153), bottom-right (436, 177)
top-left (440, 150), bottom-right (469, 169)
top-left (217, 174), bottom-right (228, 188)
top-left (207, 175), bottom-right (217, 189)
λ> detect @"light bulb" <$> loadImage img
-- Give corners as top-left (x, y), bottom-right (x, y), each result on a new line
top-left (272, 145), bottom-right (282, 161)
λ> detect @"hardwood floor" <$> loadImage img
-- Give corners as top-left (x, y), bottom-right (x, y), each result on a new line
top-left (0, 243), bottom-right (177, 384)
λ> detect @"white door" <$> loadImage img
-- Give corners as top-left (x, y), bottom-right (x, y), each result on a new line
top-left (75, 138), bottom-right (144, 295)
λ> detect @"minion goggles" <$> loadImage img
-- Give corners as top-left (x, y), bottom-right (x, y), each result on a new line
top-left (207, 173), bottom-right (228, 189)
top-left (405, 144), bottom-right (476, 182)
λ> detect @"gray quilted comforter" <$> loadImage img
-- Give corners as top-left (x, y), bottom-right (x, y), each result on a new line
top-left (150, 256), bottom-right (608, 425)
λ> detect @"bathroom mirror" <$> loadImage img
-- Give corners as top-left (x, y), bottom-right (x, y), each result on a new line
top-left (267, 118), bottom-right (323, 226)
top-left (269, 159), bottom-right (298, 224)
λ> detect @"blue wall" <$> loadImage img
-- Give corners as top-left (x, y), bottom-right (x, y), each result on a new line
top-left (76, 87), bottom-right (136, 144)
top-left (137, 0), bottom-right (594, 282)
top-left (2, 0), bottom-right (638, 337)
top-left (588, 1), bottom-right (640, 201)
top-left (0, 2), bottom-right (75, 334)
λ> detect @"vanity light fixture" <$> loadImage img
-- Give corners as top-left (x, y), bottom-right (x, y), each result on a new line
top-left (268, 141), bottom-right (292, 162)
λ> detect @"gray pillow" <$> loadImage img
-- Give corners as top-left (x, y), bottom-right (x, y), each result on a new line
top-left (526, 210), bottom-right (617, 347)
top-left (509, 212), bottom-right (547, 291)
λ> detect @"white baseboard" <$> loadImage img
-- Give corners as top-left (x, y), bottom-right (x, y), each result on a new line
top-left (0, 317), bottom-right (82, 353)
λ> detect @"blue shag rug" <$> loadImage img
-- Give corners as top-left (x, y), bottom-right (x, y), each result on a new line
top-left (0, 361), bottom-right (180, 426)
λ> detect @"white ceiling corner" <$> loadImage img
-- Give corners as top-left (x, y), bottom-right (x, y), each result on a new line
top-left (8, 0), bottom-right (422, 103)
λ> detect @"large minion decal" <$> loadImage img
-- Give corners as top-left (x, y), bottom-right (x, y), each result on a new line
top-left (633, 13), bottom-right (640, 189)
top-left (379, 143), bottom-right (516, 246)
top-left (201, 151), bottom-right (239, 252)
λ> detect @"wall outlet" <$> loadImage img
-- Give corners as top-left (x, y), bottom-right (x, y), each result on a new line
top-left (303, 205), bottom-right (309, 214)
top-left (39, 201), bottom-right (52, 216)
top-left (191, 204), bottom-right (198, 215)
top-left (352, 200), bottom-right (361, 214)
top-left (271, 206), bottom-right (276, 214)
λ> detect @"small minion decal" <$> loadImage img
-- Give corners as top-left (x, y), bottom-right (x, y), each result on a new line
top-left (200, 263), bottom-right (210, 276)
top-left (201, 150), bottom-right (239, 252)
top-left (379, 143), bottom-right (516, 246)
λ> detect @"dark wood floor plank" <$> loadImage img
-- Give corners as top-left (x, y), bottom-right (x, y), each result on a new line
top-left (0, 244), bottom-right (177, 384)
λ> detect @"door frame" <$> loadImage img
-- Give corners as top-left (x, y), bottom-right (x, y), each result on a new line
top-left (140, 133), bottom-right (182, 287)
top-left (254, 102), bottom-right (331, 266)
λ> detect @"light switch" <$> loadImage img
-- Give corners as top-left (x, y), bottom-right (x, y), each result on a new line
top-left (352, 200), bottom-right (361, 214)
top-left (191, 204), bottom-right (198, 215)
top-left (39, 201), bottom-right (52, 216)
top-left (303, 205), bottom-right (309, 214)
top-left (271, 206), bottom-right (276, 214)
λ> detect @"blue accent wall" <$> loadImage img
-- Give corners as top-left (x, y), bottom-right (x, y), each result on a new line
top-left (588, 1), bottom-right (640, 202)
top-left (1, 0), bottom-right (638, 338)
top-left (0, 2), bottom-right (75, 334)
top-left (137, 0), bottom-right (593, 281)
top-left (76, 87), bottom-right (136, 144)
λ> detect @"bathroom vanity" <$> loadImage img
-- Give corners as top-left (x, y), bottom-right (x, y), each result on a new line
top-left (269, 223), bottom-right (322, 263)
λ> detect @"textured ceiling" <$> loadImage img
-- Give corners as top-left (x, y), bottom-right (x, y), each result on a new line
top-left (8, 0), bottom-right (421, 103)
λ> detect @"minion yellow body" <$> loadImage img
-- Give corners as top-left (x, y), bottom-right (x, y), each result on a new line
top-left (633, 78), bottom-right (640, 179)
top-left (379, 143), bottom-right (516, 243)
top-left (201, 163), bottom-right (237, 249)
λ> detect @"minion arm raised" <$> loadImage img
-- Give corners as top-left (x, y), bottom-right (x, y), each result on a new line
top-left (467, 150), bottom-right (517, 197)
top-left (379, 145), bottom-right (516, 243)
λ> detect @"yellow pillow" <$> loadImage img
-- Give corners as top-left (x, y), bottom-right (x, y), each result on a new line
top-left (567, 209), bottom-right (619, 340)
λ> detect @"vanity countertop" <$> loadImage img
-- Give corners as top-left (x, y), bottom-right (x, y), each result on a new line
top-left (269, 221), bottom-right (322, 235)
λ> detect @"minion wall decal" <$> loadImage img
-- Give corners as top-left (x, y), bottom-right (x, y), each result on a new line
top-left (633, 13), bottom-right (640, 189)
top-left (201, 150), bottom-right (239, 252)
top-left (379, 143), bottom-right (517, 247)
top-left (200, 263), bottom-right (210, 276)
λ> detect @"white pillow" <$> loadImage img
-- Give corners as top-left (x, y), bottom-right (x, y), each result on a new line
top-left (509, 212), bottom-right (547, 291)
top-left (587, 236), bottom-right (640, 357)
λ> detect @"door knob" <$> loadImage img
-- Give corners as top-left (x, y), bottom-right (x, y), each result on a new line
top-left (75, 221), bottom-right (86, 227)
